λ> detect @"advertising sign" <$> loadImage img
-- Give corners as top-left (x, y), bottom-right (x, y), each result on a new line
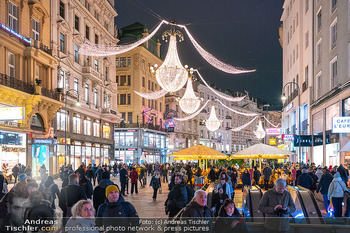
top-left (0, 24), bottom-right (31, 44)
top-left (294, 135), bottom-right (312, 147)
top-left (332, 117), bottom-right (350, 133)
top-left (0, 107), bottom-right (25, 120)
top-left (266, 128), bottom-right (281, 135)
top-left (282, 134), bottom-right (295, 141)
top-left (269, 138), bottom-right (276, 145)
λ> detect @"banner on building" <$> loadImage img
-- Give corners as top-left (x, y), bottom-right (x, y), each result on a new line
top-left (282, 134), bottom-right (295, 141)
top-left (266, 128), bottom-right (281, 135)
top-left (0, 107), bottom-right (25, 120)
top-left (332, 117), bottom-right (350, 133)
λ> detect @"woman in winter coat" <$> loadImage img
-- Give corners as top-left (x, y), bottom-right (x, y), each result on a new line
top-left (241, 169), bottom-right (251, 192)
top-left (65, 200), bottom-right (98, 233)
top-left (214, 199), bottom-right (249, 233)
top-left (42, 176), bottom-right (60, 209)
top-left (217, 177), bottom-right (232, 200)
top-left (150, 170), bottom-right (161, 200)
top-left (328, 172), bottom-right (348, 217)
top-left (316, 168), bottom-right (333, 212)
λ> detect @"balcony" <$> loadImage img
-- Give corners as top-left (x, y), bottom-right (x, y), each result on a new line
top-left (82, 66), bottom-right (100, 83)
top-left (101, 108), bottom-right (119, 122)
top-left (302, 81), bottom-right (308, 93)
top-left (41, 87), bottom-right (60, 101)
top-left (0, 73), bottom-right (34, 94)
top-left (32, 40), bottom-right (53, 56)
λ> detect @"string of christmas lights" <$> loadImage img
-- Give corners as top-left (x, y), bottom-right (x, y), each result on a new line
top-left (231, 116), bottom-right (258, 132)
top-left (134, 89), bottom-right (168, 99)
top-left (79, 20), bottom-right (168, 56)
top-left (263, 115), bottom-right (280, 128)
top-left (176, 24), bottom-right (256, 74)
top-left (195, 69), bottom-right (246, 102)
top-left (217, 99), bottom-right (259, 117)
top-left (173, 100), bottom-right (210, 121)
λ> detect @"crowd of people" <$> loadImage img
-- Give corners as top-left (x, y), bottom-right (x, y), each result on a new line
top-left (0, 161), bottom-right (348, 233)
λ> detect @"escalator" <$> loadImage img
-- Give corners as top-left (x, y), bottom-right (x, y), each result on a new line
top-left (242, 185), bottom-right (264, 221)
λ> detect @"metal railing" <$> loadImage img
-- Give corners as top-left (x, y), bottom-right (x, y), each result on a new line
top-left (41, 87), bottom-right (60, 101)
top-left (0, 73), bottom-right (35, 94)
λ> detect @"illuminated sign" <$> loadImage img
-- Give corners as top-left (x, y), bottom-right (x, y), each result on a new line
top-left (282, 134), bottom-right (295, 141)
top-left (0, 23), bottom-right (31, 44)
top-left (266, 128), bottom-right (281, 135)
top-left (164, 119), bottom-right (176, 128)
top-left (33, 139), bottom-right (53, 145)
top-left (142, 108), bottom-right (153, 124)
top-left (57, 137), bottom-right (71, 144)
top-left (294, 135), bottom-right (312, 147)
top-left (269, 138), bottom-right (276, 145)
top-left (0, 107), bottom-right (25, 120)
top-left (285, 102), bottom-right (294, 112)
top-left (332, 117), bottom-right (350, 133)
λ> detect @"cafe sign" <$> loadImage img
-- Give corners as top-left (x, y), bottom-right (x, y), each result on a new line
top-left (332, 117), bottom-right (350, 133)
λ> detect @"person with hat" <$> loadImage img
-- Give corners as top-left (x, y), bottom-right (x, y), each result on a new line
top-left (75, 167), bottom-right (93, 199)
top-left (93, 171), bottom-right (115, 211)
top-left (96, 185), bottom-right (139, 232)
top-left (316, 167), bottom-right (333, 212)
top-left (18, 173), bottom-right (28, 182)
top-left (164, 174), bottom-right (187, 218)
top-left (212, 187), bottom-right (229, 217)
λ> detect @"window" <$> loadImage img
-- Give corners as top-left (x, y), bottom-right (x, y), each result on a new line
top-left (74, 44), bottom-right (79, 63)
top-left (330, 56), bottom-right (338, 88)
top-left (330, 18), bottom-right (337, 48)
top-left (105, 67), bottom-right (108, 81)
top-left (95, 34), bottom-right (98, 44)
top-left (331, 0), bottom-right (337, 12)
top-left (94, 59), bottom-right (98, 71)
top-left (316, 72), bottom-right (322, 98)
top-left (74, 15), bottom-right (79, 31)
top-left (32, 19), bottom-right (40, 40)
top-left (93, 120), bottom-right (100, 137)
top-left (85, 25), bottom-right (90, 40)
top-left (116, 58), bottom-right (119, 67)
top-left (94, 88), bottom-right (98, 107)
top-left (58, 70), bottom-right (65, 88)
top-left (85, 84), bottom-right (89, 103)
top-left (74, 78), bottom-right (79, 92)
top-left (141, 59), bottom-right (145, 69)
top-left (176, 105), bottom-right (179, 112)
top-left (120, 57), bottom-right (126, 67)
top-left (103, 123), bottom-right (110, 139)
top-left (317, 9), bottom-right (322, 33)
top-left (116, 76), bottom-right (119, 84)
top-left (8, 52), bottom-right (15, 78)
top-left (127, 112), bottom-right (132, 124)
top-left (59, 1), bottom-right (65, 18)
top-left (305, 31), bottom-right (309, 48)
top-left (120, 75), bottom-right (126, 86)
top-left (103, 92), bottom-right (111, 108)
top-left (316, 39), bottom-right (322, 63)
top-left (56, 110), bottom-right (68, 131)
top-left (305, 0), bottom-right (309, 13)
top-left (151, 82), bottom-right (154, 91)
top-left (159, 102), bottom-right (162, 112)
top-left (120, 94), bottom-right (126, 105)
top-left (84, 117), bottom-right (91, 135)
top-left (142, 98), bottom-right (145, 106)
top-left (127, 57), bottom-right (131, 67)
top-left (305, 66), bottom-right (309, 86)
top-left (127, 94), bottom-right (131, 104)
top-left (60, 33), bottom-right (65, 53)
top-left (121, 112), bottom-right (126, 121)
top-left (148, 80), bottom-right (150, 90)
top-left (296, 13), bottom-right (298, 26)
top-left (142, 77), bottom-right (145, 87)
top-left (35, 65), bottom-right (39, 80)
top-left (127, 75), bottom-right (131, 85)
top-left (296, 44), bottom-right (298, 59)
top-left (73, 114), bottom-right (81, 134)
top-left (9, 1), bottom-right (18, 32)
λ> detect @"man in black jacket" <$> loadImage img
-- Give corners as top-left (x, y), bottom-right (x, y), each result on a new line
top-left (75, 167), bottom-right (93, 199)
top-left (165, 174), bottom-right (187, 218)
top-left (59, 173), bottom-right (86, 219)
top-left (262, 164), bottom-right (272, 190)
top-left (93, 171), bottom-right (115, 211)
top-left (316, 167), bottom-right (333, 212)
top-left (120, 165), bottom-right (128, 196)
top-left (297, 169), bottom-right (314, 190)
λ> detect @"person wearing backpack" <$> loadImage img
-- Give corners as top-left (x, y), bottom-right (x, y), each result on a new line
top-left (150, 170), bottom-right (161, 200)
top-left (41, 176), bottom-right (60, 209)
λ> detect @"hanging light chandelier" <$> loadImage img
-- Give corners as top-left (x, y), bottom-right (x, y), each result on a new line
top-left (254, 120), bottom-right (266, 140)
top-left (151, 29), bottom-right (188, 93)
top-left (178, 69), bottom-right (202, 114)
top-left (205, 106), bottom-right (222, 132)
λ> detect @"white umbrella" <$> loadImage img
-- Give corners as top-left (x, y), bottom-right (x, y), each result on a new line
top-left (339, 140), bottom-right (350, 152)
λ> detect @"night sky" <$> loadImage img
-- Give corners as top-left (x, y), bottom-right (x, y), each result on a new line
top-left (114, 0), bottom-right (284, 106)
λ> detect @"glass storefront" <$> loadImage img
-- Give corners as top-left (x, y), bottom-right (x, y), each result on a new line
top-left (0, 130), bottom-right (26, 171)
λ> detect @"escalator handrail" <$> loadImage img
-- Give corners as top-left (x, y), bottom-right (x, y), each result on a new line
top-left (287, 185), bottom-right (310, 221)
top-left (297, 185), bottom-right (323, 220)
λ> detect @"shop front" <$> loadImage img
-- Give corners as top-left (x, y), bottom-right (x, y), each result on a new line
top-left (30, 138), bottom-right (54, 177)
top-left (0, 130), bottom-right (26, 172)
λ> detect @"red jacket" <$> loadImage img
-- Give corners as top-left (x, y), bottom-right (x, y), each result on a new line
top-left (130, 170), bottom-right (138, 183)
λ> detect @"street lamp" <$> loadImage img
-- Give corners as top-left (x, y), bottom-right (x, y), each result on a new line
top-left (281, 82), bottom-right (301, 163)
top-left (60, 89), bottom-right (80, 166)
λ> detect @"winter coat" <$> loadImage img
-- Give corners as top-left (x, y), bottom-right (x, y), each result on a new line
top-left (150, 176), bottom-right (161, 189)
top-left (242, 173), bottom-right (251, 187)
top-left (79, 177), bottom-right (93, 199)
top-left (212, 192), bottom-right (229, 216)
top-left (181, 200), bottom-right (213, 218)
top-left (253, 169), bottom-right (261, 183)
top-left (96, 196), bottom-right (139, 233)
top-left (316, 172), bottom-right (333, 195)
top-left (165, 183), bottom-right (187, 217)
top-left (217, 182), bottom-right (231, 199)
top-left (315, 169), bottom-right (323, 182)
top-left (308, 172), bottom-right (318, 191)
top-left (258, 188), bottom-right (296, 231)
top-left (86, 169), bottom-right (95, 179)
top-left (130, 170), bottom-right (138, 183)
top-left (93, 179), bottom-right (114, 211)
top-left (328, 172), bottom-right (347, 200)
top-left (214, 210), bottom-right (248, 233)
top-left (337, 165), bottom-right (349, 183)
top-left (119, 168), bottom-right (128, 183)
top-left (65, 216), bottom-right (99, 233)
top-left (297, 173), bottom-right (314, 190)
top-left (262, 167), bottom-right (272, 180)
top-left (208, 169), bottom-right (217, 182)
top-left (59, 183), bottom-right (87, 217)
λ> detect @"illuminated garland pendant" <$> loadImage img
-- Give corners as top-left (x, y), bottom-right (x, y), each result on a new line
top-left (205, 106), bottom-right (221, 132)
top-left (179, 78), bottom-right (201, 114)
top-left (155, 33), bottom-right (188, 93)
top-left (254, 120), bottom-right (266, 140)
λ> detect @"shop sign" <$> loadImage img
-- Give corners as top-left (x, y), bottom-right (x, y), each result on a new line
top-left (269, 138), bottom-right (276, 145)
top-left (313, 135), bottom-right (323, 146)
top-left (266, 128), bottom-right (281, 135)
top-left (33, 139), bottom-right (53, 145)
top-left (332, 117), bottom-right (350, 133)
top-left (294, 135), bottom-right (312, 147)
top-left (57, 137), bottom-right (70, 144)
top-left (103, 125), bottom-right (110, 133)
top-left (0, 23), bottom-right (31, 44)
top-left (282, 134), bottom-right (295, 141)
top-left (0, 107), bottom-right (25, 120)
top-left (164, 109), bottom-right (178, 119)
top-left (285, 102), bottom-right (294, 112)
